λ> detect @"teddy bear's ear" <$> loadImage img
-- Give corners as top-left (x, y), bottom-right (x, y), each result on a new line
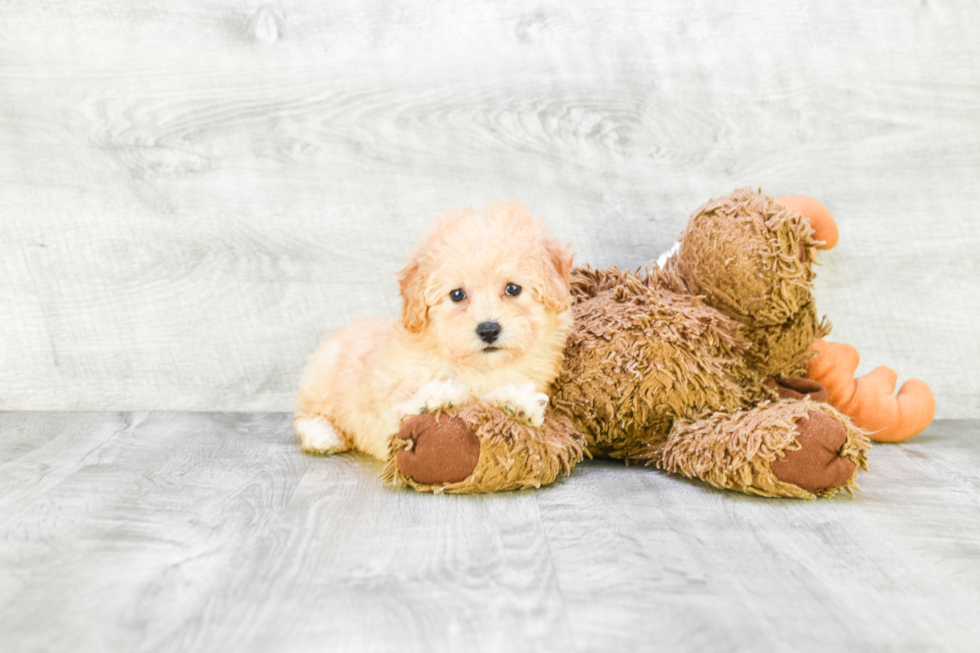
top-left (539, 237), bottom-right (574, 313)
top-left (398, 251), bottom-right (428, 333)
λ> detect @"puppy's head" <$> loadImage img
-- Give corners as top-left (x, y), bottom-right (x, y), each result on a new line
top-left (398, 202), bottom-right (574, 372)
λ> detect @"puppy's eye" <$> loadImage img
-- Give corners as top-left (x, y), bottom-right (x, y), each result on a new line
top-left (449, 289), bottom-right (466, 302)
top-left (504, 283), bottom-right (522, 297)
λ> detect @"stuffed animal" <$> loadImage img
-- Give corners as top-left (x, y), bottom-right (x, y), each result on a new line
top-left (380, 189), bottom-right (935, 497)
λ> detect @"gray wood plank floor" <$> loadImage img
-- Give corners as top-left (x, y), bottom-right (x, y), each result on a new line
top-left (1, 413), bottom-right (977, 652)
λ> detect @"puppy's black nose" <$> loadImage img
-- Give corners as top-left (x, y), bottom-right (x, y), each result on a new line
top-left (477, 321), bottom-right (501, 343)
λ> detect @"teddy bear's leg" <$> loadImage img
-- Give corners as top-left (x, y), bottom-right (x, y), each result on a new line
top-left (807, 339), bottom-right (936, 442)
top-left (380, 403), bottom-right (588, 493)
top-left (644, 400), bottom-right (870, 499)
top-left (655, 188), bottom-right (835, 378)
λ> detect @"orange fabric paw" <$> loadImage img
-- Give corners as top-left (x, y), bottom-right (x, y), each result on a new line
top-left (775, 195), bottom-right (840, 250)
top-left (806, 339), bottom-right (936, 442)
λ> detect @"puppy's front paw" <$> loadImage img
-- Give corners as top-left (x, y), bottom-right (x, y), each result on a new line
top-left (295, 417), bottom-right (348, 455)
top-left (394, 379), bottom-right (472, 421)
top-left (481, 382), bottom-right (549, 427)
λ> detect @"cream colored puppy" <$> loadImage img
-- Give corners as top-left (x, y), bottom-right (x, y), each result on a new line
top-left (294, 203), bottom-right (574, 460)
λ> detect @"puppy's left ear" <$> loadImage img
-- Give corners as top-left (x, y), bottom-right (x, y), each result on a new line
top-left (539, 237), bottom-right (574, 313)
top-left (398, 252), bottom-right (428, 333)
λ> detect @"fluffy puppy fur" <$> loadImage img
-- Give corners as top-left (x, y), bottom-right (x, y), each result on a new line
top-left (294, 202), bottom-right (574, 461)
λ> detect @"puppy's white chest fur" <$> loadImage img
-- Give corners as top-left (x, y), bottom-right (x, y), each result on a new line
top-left (396, 378), bottom-right (549, 427)
top-left (454, 365), bottom-right (545, 398)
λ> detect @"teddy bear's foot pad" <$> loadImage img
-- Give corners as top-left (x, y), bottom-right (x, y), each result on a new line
top-left (767, 376), bottom-right (828, 403)
top-left (395, 413), bottom-right (481, 485)
top-left (770, 411), bottom-right (856, 492)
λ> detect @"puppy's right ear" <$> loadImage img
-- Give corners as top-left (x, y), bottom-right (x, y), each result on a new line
top-left (398, 252), bottom-right (428, 333)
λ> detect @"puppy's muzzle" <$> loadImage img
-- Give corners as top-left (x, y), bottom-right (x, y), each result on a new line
top-left (477, 321), bottom-right (502, 344)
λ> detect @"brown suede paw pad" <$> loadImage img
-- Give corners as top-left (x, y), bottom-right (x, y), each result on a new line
top-left (395, 413), bottom-right (481, 485)
top-left (770, 411), bottom-right (856, 492)
top-left (767, 376), bottom-right (829, 404)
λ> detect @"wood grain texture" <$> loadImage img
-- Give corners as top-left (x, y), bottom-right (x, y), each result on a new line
top-left (1, 0), bottom-right (978, 415)
top-left (1, 413), bottom-right (978, 652)
top-left (0, 412), bottom-right (308, 652)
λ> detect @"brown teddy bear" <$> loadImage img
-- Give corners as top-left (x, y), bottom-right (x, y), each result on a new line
top-left (381, 189), bottom-right (934, 498)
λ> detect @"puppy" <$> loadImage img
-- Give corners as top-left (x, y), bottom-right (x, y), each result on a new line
top-left (294, 202), bottom-right (575, 460)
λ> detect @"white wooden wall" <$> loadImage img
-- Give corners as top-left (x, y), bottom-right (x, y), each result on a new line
top-left (2, 1), bottom-right (978, 416)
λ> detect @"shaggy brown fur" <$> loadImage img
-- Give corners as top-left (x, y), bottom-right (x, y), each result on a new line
top-left (652, 400), bottom-right (869, 499)
top-left (381, 404), bottom-right (588, 493)
top-left (551, 265), bottom-right (767, 461)
top-left (654, 188), bottom-right (833, 378)
top-left (386, 189), bottom-right (871, 498)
